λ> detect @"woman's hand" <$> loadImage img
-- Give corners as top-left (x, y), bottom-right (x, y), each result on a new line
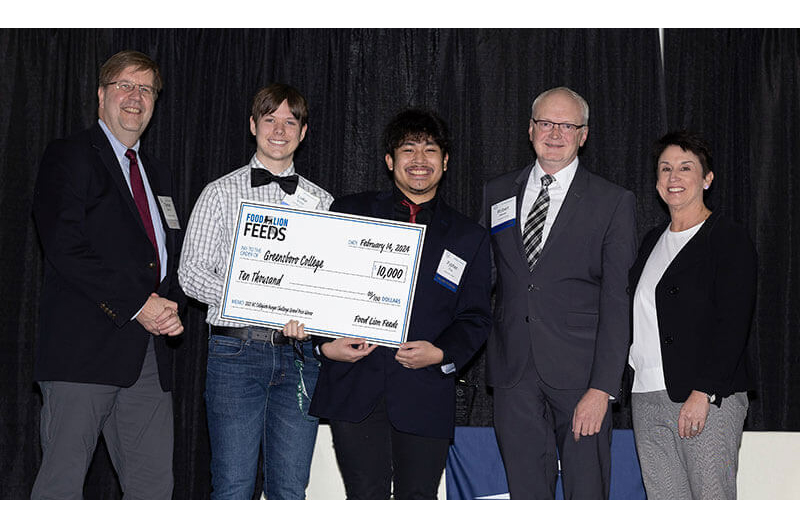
top-left (678, 390), bottom-right (711, 438)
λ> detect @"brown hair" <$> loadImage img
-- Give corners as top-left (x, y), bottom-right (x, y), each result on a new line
top-left (98, 50), bottom-right (163, 95)
top-left (251, 83), bottom-right (309, 127)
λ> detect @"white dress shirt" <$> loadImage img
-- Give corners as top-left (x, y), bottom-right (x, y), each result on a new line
top-left (519, 157), bottom-right (579, 246)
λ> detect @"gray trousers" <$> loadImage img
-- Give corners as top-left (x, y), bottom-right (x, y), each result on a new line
top-left (31, 340), bottom-right (174, 499)
top-left (494, 357), bottom-right (612, 499)
top-left (631, 390), bottom-right (748, 500)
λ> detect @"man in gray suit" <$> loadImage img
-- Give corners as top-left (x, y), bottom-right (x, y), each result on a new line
top-left (483, 87), bottom-right (637, 499)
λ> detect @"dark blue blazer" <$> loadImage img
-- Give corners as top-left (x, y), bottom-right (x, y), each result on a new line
top-left (309, 190), bottom-right (492, 439)
top-left (628, 213), bottom-right (756, 403)
top-left (32, 123), bottom-right (185, 391)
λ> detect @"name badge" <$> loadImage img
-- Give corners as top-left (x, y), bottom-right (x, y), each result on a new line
top-left (491, 196), bottom-right (516, 234)
top-left (282, 186), bottom-right (322, 210)
top-left (434, 249), bottom-right (466, 292)
top-left (157, 196), bottom-right (181, 229)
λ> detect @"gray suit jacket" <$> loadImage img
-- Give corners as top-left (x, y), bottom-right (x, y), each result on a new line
top-left (483, 162), bottom-right (637, 395)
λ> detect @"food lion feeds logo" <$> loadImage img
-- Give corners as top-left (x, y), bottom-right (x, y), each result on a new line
top-left (243, 213), bottom-right (288, 241)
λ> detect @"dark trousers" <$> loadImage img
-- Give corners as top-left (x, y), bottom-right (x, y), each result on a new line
top-left (329, 397), bottom-right (450, 499)
top-left (493, 357), bottom-right (612, 500)
top-left (31, 339), bottom-right (173, 499)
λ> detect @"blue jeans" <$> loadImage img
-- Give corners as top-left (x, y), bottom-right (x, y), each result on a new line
top-left (204, 332), bottom-right (320, 499)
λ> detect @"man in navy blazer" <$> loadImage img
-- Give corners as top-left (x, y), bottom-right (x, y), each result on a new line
top-left (484, 87), bottom-right (637, 499)
top-left (309, 108), bottom-right (491, 499)
top-left (31, 50), bottom-right (185, 499)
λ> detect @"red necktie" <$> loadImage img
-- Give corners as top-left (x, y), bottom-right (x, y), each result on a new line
top-left (125, 149), bottom-right (160, 278)
top-left (401, 199), bottom-right (422, 223)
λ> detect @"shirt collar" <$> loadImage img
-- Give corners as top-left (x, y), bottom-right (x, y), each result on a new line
top-left (392, 184), bottom-right (438, 210)
top-left (392, 185), bottom-right (439, 225)
top-left (249, 154), bottom-right (295, 177)
top-left (98, 118), bottom-right (140, 163)
top-left (532, 156), bottom-right (580, 190)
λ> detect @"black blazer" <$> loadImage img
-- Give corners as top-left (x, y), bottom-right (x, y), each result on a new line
top-left (483, 163), bottom-right (638, 395)
top-left (32, 123), bottom-right (185, 391)
top-left (309, 190), bottom-right (492, 439)
top-left (628, 213), bottom-right (756, 404)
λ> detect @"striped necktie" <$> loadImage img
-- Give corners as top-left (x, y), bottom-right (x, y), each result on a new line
top-left (522, 174), bottom-right (554, 270)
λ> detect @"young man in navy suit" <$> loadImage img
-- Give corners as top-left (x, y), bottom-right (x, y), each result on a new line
top-left (484, 87), bottom-right (637, 499)
top-left (309, 108), bottom-right (492, 499)
top-left (31, 50), bottom-right (184, 499)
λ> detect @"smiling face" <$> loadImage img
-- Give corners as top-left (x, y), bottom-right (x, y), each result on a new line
top-left (97, 65), bottom-right (156, 147)
top-left (656, 144), bottom-right (714, 214)
top-left (385, 135), bottom-right (448, 204)
top-left (250, 99), bottom-right (307, 173)
top-left (529, 91), bottom-right (588, 174)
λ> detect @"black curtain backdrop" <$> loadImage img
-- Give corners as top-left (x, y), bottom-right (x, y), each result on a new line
top-left (663, 29), bottom-right (800, 431)
top-left (0, 28), bottom-right (795, 499)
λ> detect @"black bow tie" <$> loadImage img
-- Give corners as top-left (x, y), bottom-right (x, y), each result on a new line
top-left (250, 168), bottom-right (299, 195)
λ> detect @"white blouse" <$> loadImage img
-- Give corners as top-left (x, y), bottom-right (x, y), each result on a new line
top-left (629, 220), bottom-right (705, 393)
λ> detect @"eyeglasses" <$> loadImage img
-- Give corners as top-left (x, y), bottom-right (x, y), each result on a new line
top-left (106, 80), bottom-right (157, 98)
top-left (531, 119), bottom-right (586, 133)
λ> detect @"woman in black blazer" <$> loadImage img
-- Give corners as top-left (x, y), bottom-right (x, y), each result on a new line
top-left (627, 131), bottom-right (757, 499)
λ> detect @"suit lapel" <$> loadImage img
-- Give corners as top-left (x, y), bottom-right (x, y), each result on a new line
top-left (536, 165), bottom-right (588, 263)
top-left (91, 124), bottom-right (143, 229)
top-left (661, 213), bottom-right (716, 278)
top-left (91, 124), bottom-right (173, 260)
top-left (511, 164), bottom-right (534, 271)
top-left (372, 190), bottom-right (394, 221)
top-left (425, 198), bottom-right (451, 256)
top-left (139, 149), bottom-right (176, 258)
top-left (383, 189), bottom-right (451, 288)
top-left (418, 198), bottom-right (454, 302)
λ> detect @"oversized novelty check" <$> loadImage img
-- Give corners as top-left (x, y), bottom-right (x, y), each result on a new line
top-left (219, 201), bottom-right (426, 347)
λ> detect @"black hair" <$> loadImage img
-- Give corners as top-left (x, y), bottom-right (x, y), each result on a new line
top-left (653, 130), bottom-right (713, 176)
top-left (383, 108), bottom-right (451, 159)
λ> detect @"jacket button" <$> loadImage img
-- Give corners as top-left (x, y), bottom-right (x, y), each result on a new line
top-left (148, 261), bottom-right (156, 269)
top-left (528, 284), bottom-right (533, 291)
top-left (663, 336), bottom-right (674, 345)
top-left (668, 286), bottom-right (679, 294)
top-left (525, 316), bottom-right (530, 323)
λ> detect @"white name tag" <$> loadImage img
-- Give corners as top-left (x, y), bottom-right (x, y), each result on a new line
top-left (434, 249), bottom-right (466, 292)
top-left (157, 196), bottom-right (181, 229)
top-left (282, 186), bottom-right (321, 210)
top-left (491, 196), bottom-right (516, 233)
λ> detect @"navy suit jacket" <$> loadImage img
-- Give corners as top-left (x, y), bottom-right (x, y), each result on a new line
top-left (628, 213), bottom-right (756, 403)
top-left (32, 123), bottom-right (185, 391)
top-left (483, 163), bottom-right (637, 395)
top-left (309, 190), bottom-right (492, 439)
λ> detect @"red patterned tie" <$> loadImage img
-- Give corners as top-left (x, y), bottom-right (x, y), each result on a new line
top-left (125, 149), bottom-right (160, 278)
top-left (401, 199), bottom-right (422, 223)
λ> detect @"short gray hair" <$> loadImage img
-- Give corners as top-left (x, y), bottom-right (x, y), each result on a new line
top-left (531, 86), bottom-right (589, 125)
